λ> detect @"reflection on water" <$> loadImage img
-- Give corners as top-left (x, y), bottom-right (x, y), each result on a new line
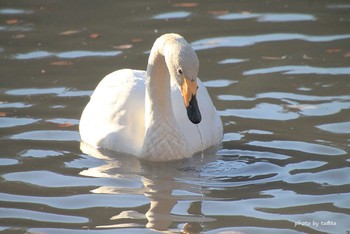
top-left (0, 0), bottom-right (349, 233)
top-left (79, 143), bottom-right (218, 232)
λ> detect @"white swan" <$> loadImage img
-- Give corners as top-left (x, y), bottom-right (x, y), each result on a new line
top-left (79, 33), bottom-right (223, 161)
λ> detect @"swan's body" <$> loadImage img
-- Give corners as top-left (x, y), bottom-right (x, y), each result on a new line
top-left (79, 34), bottom-right (223, 161)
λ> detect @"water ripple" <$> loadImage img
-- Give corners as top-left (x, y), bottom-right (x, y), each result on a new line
top-left (0, 208), bottom-right (88, 224)
top-left (0, 158), bottom-right (18, 166)
top-left (256, 92), bottom-right (350, 102)
top-left (153, 11), bottom-right (191, 19)
top-left (217, 13), bottom-right (316, 22)
top-left (10, 130), bottom-right (80, 142)
top-left (218, 149), bottom-right (291, 160)
top-left (0, 101), bottom-right (32, 108)
top-left (21, 149), bottom-right (64, 158)
top-left (219, 92), bottom-right (350, 119)
top-left (0, 117), bottom-right (39, 128)
top-left (0, 25), bottom-right (33, 32)
top-left (220, 103), bottom-right (299, 120)
top-left (192, 33), bottom-right (350, 50)
top-left (0, 192), bottom-right (148, 209)
top-left (0, 8), bottom-right (33, 15)
top-left (286, 167), bottom-right (350, 186)
top-left (248, 140), bottom-right (346, 156)
top-left (14, 50), bottom-right (121, 60)
top-left (202, 79), bottom-right (237, 87)
top-left (5, 87), bottom-right (91, 97)
top-left (218, 58), bottom-right (248, 64)
top-left (316, 121), bottom-right (350, 134)
top-left (3, 170), bottom-right (118, 188)
top-left (300, 101), bottom-right (350, 117)
top-left (244, 65), bottom-right (350, 75)
top-left (1, 1), bottom-right (349, 233)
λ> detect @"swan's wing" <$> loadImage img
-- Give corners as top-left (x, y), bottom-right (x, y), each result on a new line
top-left (171, 78), bottom-right (223, 153)
top-left (79, 69), bottom-right (146, 155)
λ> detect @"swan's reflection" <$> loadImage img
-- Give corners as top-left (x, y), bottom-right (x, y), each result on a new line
top-left (80, 142), bottom-right (217, 232)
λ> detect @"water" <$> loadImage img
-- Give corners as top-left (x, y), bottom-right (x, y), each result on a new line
top-left (1, 1), bottom-right (349, 233)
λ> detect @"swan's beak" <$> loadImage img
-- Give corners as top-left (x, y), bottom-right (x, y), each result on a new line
top-left (181, 78), bottom-right (202, 124)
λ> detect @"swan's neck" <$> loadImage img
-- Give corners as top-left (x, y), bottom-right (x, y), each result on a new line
top-left (140, 45), bottom-right (190, 161)
top-left (145, 50), bottom-right (173, 124)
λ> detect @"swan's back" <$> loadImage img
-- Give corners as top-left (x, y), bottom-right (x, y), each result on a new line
top-left (79, 69), bottom-right (146, 156)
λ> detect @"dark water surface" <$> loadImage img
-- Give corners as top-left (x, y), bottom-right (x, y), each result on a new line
top-left (1, 0), bottom-right (350, 233)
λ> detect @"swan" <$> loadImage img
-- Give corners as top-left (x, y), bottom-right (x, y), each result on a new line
top-left (79, 33), bottom-right (223, 161)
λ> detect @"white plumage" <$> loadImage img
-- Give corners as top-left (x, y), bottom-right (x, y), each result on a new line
top-left (79, 34), bottom-right (223, 161)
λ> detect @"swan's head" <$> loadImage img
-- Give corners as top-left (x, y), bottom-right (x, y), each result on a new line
top-left (163, 34), bottom-right (202, 124)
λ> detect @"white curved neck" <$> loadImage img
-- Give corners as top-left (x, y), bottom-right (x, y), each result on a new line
top-left (140, 39), bottom-right (190, 161)
top-left (145, 47), bottom-right (173, 125)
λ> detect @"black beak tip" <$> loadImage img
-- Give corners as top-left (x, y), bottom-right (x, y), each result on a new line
top-left (186, 95), bottom-right (202, 124)
top-left (191, 114), bottom-right (202, 124)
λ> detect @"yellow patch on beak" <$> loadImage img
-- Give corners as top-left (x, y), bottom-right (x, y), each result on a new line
top-left (181, 77), bottom-right (198, 107)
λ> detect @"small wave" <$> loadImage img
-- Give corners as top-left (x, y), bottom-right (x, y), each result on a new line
top-left (5, 87), bottom-right (91, 97)
top-left (220, 103), bottom-right (299, 121)
top-left (0, 207), bottom-right (88, 224)
top-left (21, 149), bottom-right (64, 158)
top-left (0, 191), bottom-right (148, 210)
top-left (0, 8), bottom-right (33, 15)
top-left (217, 13), bottom-right (316, 22)
top-left (153, 11), bottom-right (191, 19)
top-left (192, 33), bottom-right (350, 50)
top-left (316, 121), bottom-right (350, 134)
top-left (248, 140), bottom-right (346, 156)
top-left (0, 102), bottom-right (32, 108)
top-left (14, 50), bottom-right (121, 60)
top-left (244, 65), bottom-right (350, 75)
top-left (219, 92), bottom-right (350, 102)
top-left (10, 130), bottom-right (80, 142)
top-left (0, 117), bottom-right (39, 128)
top-left (0, 158), bottom-right (18, 166)
top-left (218, 58), bottom-right (248, 64)
top-left (202, 79), bottom-right (237, 87)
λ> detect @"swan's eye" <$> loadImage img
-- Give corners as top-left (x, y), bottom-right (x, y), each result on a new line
top-left (177, 68), bottom-right (183, 75)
